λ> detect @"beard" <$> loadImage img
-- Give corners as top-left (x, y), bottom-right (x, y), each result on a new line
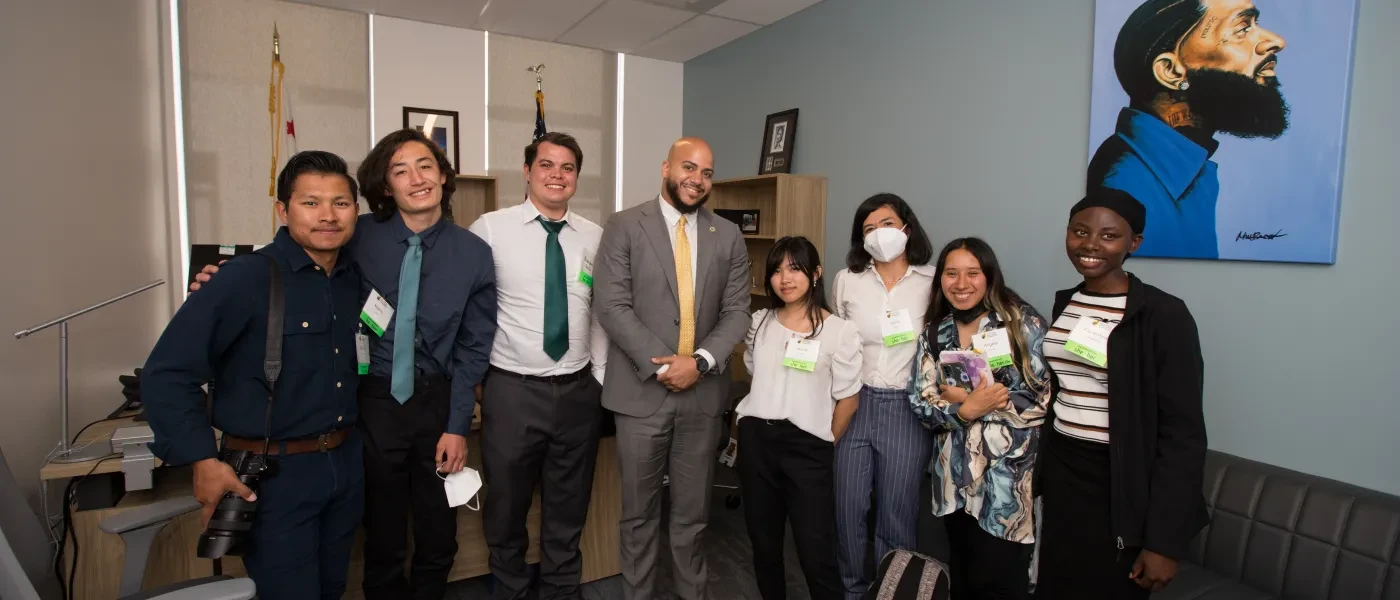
top-left (1184, 67), bottom-right (1290, 139)
top-left (665, 178), bottom-right (710, 214)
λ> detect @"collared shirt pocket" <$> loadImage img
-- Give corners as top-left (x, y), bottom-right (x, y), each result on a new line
top-left (282, 311), bottom-right (331, 372)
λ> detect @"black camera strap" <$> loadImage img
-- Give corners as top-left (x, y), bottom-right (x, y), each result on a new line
top-left (258, 250), bottom-right (285, 456)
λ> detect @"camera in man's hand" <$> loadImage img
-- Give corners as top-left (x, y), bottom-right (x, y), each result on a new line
top-left (196, 449), bottom-right (278, 559)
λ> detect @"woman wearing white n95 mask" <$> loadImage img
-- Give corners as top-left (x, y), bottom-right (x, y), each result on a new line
top-left (829, 193), bottom-right (937, 599)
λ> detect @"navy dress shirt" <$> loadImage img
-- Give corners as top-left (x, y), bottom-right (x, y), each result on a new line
top-left (143, 228), bottom-right (361, 466)
top-left (348, 212), bottom-right (496, 436)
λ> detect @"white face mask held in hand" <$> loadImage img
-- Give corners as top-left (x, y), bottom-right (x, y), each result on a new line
top-left (438, 467), bottom-right (482, 511)
top-left (863, 226), bottom-right (909, 263)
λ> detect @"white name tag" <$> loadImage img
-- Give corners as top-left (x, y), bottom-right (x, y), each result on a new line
top-left (880, 309), bottom-right (917, 347)
top-left (578, 254), bottom-right (594, 288)
top-left (1065, 317), bottom-right (1114, 368)
top-left (359, 289), bottom-right (394, 337)
top-left (782, 338), bottom-right (821, 372)
top-left (971, 328), bottom-right (1014, 369)
top-left (355, 330), bottom-right (370, 375)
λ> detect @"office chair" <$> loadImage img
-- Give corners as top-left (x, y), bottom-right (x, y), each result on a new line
top-left (0, 446), bottom-right (255, 600)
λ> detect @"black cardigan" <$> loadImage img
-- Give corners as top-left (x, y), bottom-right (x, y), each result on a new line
top-left (1036, 274), bottom-right (1210, 559)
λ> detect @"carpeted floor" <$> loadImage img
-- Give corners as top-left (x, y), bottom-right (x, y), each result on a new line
top-left (443, 463), bottom-right (816, 599)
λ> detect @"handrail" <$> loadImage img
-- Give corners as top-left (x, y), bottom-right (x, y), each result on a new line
top-left (13, 280), bottom-right (166, 339)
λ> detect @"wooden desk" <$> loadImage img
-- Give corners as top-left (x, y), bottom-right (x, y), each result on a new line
top-left (54, 421), bottom-right (621, 599)
top-left (40, 415), bottom-right (160, 481)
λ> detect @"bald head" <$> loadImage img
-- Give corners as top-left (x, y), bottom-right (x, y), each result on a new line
top-left (661, 136), bottom-right (715, 214)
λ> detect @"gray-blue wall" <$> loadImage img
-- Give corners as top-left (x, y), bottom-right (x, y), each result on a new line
top-left (684, 0), bottom-right (1400, 495)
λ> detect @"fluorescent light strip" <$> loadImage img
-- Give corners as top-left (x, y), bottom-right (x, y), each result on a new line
top-left (368, 14), bottom-right (376, 147)
top-left (615, 54), bottom-right (626, 213)
top-left (170, 0), bottom-right (190, 292)
top-left (483, 31), bottom-right (490, 172)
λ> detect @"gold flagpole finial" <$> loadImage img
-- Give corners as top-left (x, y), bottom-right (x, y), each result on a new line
top-left (526, 64), bottom-right (545, 91)
top-left (273, 23), bottom-right (281, 62)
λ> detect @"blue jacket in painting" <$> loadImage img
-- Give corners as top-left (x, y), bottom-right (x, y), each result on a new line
top-left (1087, 108), bottom-right (1221, 260)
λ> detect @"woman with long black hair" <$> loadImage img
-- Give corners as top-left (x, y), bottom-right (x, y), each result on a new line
top-left (1035, 188), bottom-right (1208, 598)
top-left (829, 194), bottom-right (937, 598)
top-left (738, 236), bottom-right (862, 600)
top-left (908, 237), bottom-right (1051, 600)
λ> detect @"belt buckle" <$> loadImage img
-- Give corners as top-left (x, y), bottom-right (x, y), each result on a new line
top-left (318, 433), bottom-right (330, 452)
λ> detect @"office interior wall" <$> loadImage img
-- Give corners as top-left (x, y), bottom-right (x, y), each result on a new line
top-left (620, 54), bottom-right (684, 209)
top-left (683, 0), bottom-right (1400, 494)
top-left (371, 16), bottom-right (487, 176)
top-left (1, 0), bottom-right (174, 504)
top-left (487, 35), bottom-right (616, 225)
top-left (182, 0), bottom-right (368, 245)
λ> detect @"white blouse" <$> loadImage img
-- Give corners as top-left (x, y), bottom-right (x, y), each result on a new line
top-left (739, 309), bottom-right (863, 442)
top-left (831, 263), bottom-right (936, 390)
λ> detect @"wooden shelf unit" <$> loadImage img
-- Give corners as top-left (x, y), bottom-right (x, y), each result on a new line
top-left (450, 174), bottom-right (498, 227)
top-left (707, 173), bottom-right (827, 383)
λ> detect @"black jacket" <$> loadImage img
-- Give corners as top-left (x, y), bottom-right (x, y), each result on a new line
top-left (1036, 274), bottom-right (1210, 559)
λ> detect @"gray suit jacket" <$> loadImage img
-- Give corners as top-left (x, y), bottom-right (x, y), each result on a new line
top-left (593, 197), bottom-right (752, 418)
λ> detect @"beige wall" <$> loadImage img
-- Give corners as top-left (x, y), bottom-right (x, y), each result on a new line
top-left (182, 0), bottom-right (369, 245)
top-left (620, 54), bottom-right (683, 209)
top-left (488, 35), bottom-right (616, 224)
top-left (1, 0), bottom-right (175, 504)
top-left (372, 16), bottom-right (487, 176)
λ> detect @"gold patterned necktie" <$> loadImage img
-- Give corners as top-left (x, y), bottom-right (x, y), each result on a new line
top-left (675, 215), bottom-right (695, 355)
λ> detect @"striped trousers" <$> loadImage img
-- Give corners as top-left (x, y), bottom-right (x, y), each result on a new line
top-left (834, 385), bottom-right (935, 599)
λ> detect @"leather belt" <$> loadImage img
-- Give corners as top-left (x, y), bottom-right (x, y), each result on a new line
top-left (222, 429), bottom-right (349, 455)
top-left (489, 364), bottom-right (593, 385)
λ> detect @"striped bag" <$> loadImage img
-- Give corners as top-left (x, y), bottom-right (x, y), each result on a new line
top-left (863, 550), bottom-right (950, 600)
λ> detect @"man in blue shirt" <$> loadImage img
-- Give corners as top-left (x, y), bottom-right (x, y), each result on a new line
top-left (352, 129), bottom-right (496, 600)
top-left (1088, 0), bottom-right (1288, 259)
top-left (144, 151), bottom-right (364, 600)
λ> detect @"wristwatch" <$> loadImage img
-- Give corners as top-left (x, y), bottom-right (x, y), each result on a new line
top-left (692, 353), bottom-right (711, 375)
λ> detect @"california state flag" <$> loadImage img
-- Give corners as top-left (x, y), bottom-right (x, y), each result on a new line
top-left (267, 27), bottom-right (297, 199)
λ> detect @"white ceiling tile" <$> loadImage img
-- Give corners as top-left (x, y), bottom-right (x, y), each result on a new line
top-left (634, 14), bottom-right (757, 62)
top-left (707, 0), bottom-right (819, 25)
top-left (640, 0), bottom-right (725, 11)
top-left (282, 0), bottom-right (381, 15)
top-left (557, 0), bottom-right (695, 53)
top-left (476, 0), bottom-right (607, 41)
top-left (372, 0), bottom-right (491, 29)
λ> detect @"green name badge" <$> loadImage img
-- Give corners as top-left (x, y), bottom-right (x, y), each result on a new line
top-left (880, 309), bottom-right (917, 347)
top-left (883, 331), bottom-right (916, 346)
top-left (1064, 316), bottom-right (1113, 368)
top-left (359, 289), bottom-right (394, 337)
top-left (783, 339), bottom-right (821, 372)
top-left (578, 271), bottom-right (593, 287)
top-left (1064, 340), bottom-right (1107, 368)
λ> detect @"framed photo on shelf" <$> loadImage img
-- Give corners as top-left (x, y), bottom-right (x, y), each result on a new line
top-left (403, 106), bottom-right (460, 172)
top-left (758, 108), bottom-right (798, 175)
top-left (715, 209), bottom-right (761, 234)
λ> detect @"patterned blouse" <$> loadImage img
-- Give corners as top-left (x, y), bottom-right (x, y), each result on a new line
top-left (907, 304), bottom-right (1051, 543)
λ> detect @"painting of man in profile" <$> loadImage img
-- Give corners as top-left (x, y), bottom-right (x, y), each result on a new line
top-left (1087, 0), bottom-right (1359, 263)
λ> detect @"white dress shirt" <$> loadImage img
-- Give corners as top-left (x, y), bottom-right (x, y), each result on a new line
top-left (739, 310), bottom-right (863, 442)
top-left (469, 200), bottom-right (607, 382)
top-left (831, 263), bottom-right (936, 389)
top-left (654, 195), bottom-right (715, 373)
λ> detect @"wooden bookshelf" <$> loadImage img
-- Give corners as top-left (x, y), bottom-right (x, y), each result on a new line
top-left (708, 173), bottom-right (827, 383)
top-left (451, 174), bottom-right (498, 227)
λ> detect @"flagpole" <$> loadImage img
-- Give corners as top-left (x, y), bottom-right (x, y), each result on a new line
top-left (269, 24), bottom-right (283, 235)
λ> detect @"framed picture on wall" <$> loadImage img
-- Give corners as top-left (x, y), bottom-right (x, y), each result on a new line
top-left (403, 106), bottom-right (460, 172)
top-left (758, 108), bottom-right (798, 175)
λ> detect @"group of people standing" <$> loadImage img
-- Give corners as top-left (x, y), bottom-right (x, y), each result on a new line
top-left (141, 124), bottom-right (1206, 600)
top-left (736, 187), bottom-right (1208, 600)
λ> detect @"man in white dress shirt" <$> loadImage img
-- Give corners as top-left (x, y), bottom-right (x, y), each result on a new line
top-left (468, 132), bottom-right (608, 600)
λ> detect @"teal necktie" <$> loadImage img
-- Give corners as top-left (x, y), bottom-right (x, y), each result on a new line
top-left (391, 234), bottom-right (422, 404)
top-left (538, 217), bottom-right (569, 361)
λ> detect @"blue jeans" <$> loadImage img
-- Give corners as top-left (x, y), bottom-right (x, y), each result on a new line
top-left (241, 434), bottom-right (365, 600)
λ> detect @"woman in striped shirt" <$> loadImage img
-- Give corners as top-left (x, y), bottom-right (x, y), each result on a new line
top-left (1036, 188), bottom-right (1208, 599)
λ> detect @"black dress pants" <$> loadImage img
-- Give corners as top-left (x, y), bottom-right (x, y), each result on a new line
top-left (359, 374), bottom-right (459, 600)
top-left (943, 511), bottom-right (1031, 600)
top-left (737, 417), bottom-right (844, 600)
top-left (480, 368), bottom-right (602, 600)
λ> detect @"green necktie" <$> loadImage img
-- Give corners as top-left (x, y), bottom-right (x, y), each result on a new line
top-left (538, 217), bottom-right (569, 361)
top-left (390, 234), bottom-right (421, 404)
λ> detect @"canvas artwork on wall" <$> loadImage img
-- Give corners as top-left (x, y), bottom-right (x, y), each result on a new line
top-left (1087, 0), bottom-right (1359, 263)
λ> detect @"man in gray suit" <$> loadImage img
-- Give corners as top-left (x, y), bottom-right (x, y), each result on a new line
top-left (593, 137), bottom-right (751, 600)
